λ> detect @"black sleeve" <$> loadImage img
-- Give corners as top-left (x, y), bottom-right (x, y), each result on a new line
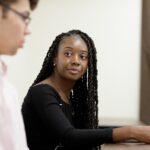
top-left (30, 86), bottom-right (113, 149)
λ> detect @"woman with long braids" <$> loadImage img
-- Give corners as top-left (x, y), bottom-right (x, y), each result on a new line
top-left (22, 29), bottom-right (150, 150)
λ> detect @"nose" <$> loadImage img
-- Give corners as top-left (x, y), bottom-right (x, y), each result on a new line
top-left (71, 54), bottom-right (80, 65)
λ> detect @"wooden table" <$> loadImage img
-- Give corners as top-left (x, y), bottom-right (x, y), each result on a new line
top-left (102, 143), bottom-right (150, 150)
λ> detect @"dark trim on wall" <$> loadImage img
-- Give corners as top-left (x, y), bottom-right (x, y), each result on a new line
top-left (140, 0), bottom-right (150, 124)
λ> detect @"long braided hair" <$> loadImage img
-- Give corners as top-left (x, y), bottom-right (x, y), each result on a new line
top-left (32, 30), bottom-right (99, 150)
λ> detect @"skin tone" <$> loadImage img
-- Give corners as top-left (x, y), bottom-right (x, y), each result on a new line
top-left (0, 0), bottom-right (31, 55)
top-left (41, 35), bottom-right (88, 104)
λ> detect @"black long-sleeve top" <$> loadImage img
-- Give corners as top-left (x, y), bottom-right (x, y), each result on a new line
top-left (22, 84), bottom-right (113, 150)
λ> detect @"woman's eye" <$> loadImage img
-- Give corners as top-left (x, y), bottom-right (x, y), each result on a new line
top-left (64, 51), bottom-right (72, 57)
top-left (80, 54), bottom-right (88, 60)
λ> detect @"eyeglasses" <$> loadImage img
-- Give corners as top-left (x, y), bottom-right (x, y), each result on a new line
top-left (0, 0), bottom-right (31, 25)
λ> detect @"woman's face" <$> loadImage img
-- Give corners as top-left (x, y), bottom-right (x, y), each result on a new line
top-left (53, 35), bottom-right (88, 81)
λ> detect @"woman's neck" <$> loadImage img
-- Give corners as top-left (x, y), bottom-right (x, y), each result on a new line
top-left (45, 75), bottom-right (75, 104)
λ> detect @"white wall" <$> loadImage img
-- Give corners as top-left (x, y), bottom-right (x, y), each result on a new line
top-left (4, 0), bottom-right (142, 120)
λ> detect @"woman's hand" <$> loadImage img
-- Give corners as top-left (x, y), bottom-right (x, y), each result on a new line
top-left (113, 126), bottom-right (150, 143)
top-left (131, 126), bottom-right (150, 143)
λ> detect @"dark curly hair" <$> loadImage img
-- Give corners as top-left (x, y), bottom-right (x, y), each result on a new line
top-left (33, 29), bottom-right (99, 150)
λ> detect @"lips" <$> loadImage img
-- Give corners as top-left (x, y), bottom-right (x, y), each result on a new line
top-left (67, 68), bottom-right (80, 74)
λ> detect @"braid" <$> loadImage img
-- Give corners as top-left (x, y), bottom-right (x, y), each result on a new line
top-left (32, 32), bottom-right (66, 85)
top-left (32, 30), bottom-right (99, 150)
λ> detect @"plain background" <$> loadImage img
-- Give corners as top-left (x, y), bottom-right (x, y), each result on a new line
top-left (3, 0), bottom-right (142, 121)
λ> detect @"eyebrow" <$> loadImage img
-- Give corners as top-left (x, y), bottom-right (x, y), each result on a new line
top-left (64, 46), bottom-right (88, 52)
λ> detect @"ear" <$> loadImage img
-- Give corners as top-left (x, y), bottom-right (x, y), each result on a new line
top-left (53, 57), bottom-right (57, 66)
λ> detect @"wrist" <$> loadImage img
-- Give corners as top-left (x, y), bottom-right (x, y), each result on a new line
top-left (113, 126), bottom-right (133, 142)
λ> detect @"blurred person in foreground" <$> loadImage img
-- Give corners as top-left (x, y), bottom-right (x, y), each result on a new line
top-left (0, 0), bottom-right (39, 149)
